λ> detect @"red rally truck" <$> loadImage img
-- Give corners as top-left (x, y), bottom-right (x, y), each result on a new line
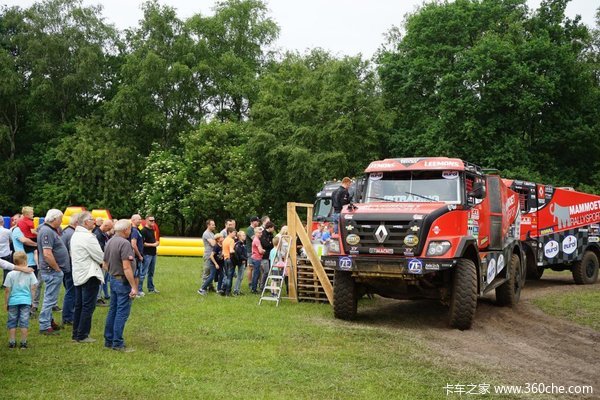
top-left (322, 157), bottom-right (526, 330)
top-left (507, 180), bottom-right (600, 284)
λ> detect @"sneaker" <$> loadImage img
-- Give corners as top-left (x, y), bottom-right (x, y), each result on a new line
top-left (31, 306), bottom-right (38, 313)
top-left (63, 321), bottom-right (73, 326)
top-left (77, 337), bottom-right (97, 343)
top-left (149, 289), bottom-right (160, 294)
top-left (96, 299), bottom-right (108, 306)
top-left (198, 289), bottom-right (207, 296)
top-left (52, 305), bottom-right (62, 312)
top-left (137, 291), bottom-right (145, 297)
top-left (8, 342), bottom-right (16, 349)
top-left (40, 328), bottom-right (60, 335)
top-left (217, 290), bottom-right (225, 296)
top-left (19, 342), bottom-right (27, 349)
top-left (233, 291), bottom-right (239, 296)
top-left (112, 346), bottom-right (134, 353)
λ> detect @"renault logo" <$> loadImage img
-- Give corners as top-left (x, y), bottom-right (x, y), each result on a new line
top-left (375, 224), bottom-right (388, 243)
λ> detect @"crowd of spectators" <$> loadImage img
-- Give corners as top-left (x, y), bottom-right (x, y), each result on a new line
top-left (0, 208), bottom-right (161, 352)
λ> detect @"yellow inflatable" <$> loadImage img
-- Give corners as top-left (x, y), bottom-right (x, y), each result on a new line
top-left (157, 237), bottom-right (204, 257)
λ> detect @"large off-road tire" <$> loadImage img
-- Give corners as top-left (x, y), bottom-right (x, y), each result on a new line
top-left (448, 258), bottom-right (478, 330)
top-left (572, 251), bottom-right (599, 285)
top-left (496, 254), bottom-right (522, 307)
top-left (526, 262), bottom-right (544, 280)
top-left (333, 270), bottom-right (357, 320)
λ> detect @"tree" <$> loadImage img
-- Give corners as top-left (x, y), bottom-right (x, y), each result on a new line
top-left (29, 118), bottom-right (138, 217)
top-left (139, 121), bottom-right (261, 235)
top-left (187, 0), bottom-right (279, 121)
top-left (378, 0), bottom-right (599, 189)
top-left (250, 50), bottom-right (391, 220)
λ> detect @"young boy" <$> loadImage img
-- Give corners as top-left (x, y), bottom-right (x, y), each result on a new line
top-left (3, 252), bottom-right (38, 349)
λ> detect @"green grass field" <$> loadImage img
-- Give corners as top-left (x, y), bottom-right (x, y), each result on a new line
top-left (1, 257), bottom-right (509, 399)
top-left (533, 288), bottom-right (600, 331)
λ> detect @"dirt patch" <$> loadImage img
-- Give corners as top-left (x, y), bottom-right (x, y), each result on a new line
top-left (352, 275), bottom-right (600, 398)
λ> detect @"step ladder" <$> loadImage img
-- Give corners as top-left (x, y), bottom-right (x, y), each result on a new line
top-left (259, 235), bottom-right (290, 306)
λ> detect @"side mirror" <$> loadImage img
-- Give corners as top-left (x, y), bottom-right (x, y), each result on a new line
top-left (354, 176), bottom-right (367, 202)
top-left (468, 181), bottom-right (486, 199)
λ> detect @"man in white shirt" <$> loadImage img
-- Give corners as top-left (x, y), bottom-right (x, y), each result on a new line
top-left (70, 211), bottom-right (105, 343)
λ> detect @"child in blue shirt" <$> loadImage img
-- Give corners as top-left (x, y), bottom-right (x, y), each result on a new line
top-left (3, 252), bottom-right (38, 349)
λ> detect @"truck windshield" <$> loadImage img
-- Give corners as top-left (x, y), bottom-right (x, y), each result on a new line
top-left (364, 170), bottom-right (462, 204)
top-left (314, 198), bottom-right (333, 219)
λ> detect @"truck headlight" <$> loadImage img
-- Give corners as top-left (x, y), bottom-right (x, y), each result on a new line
top-left (326, 239), bottom-right (341, 254)
top-left (426, 241), bottom-right (451, 256)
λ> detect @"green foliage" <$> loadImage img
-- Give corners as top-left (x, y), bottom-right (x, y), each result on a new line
top-left (250, 50), bottom-right (391, 220)
top-left (29, 118), bottom-right (138, 217)
top-left (378, 0), bottom-right (600, 190)
top-left (140, 122), bottom-right (261, 235)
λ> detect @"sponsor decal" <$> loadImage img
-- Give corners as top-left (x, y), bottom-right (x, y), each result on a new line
top-left (410, 225), bottom-right (420, 232)
top-left (432, 226), bottom-right (441, 235)
top-left (540, 227), bottom-right (554, 235)
top-left (404, 235), bottom-right (419, 247)
top-left (497, 254), bottom-right (505, 273)
top-left (349, 246), bottom-right (359, 255)
top-left (323, 259), bottom-right (337, 267)
top-left (403, 250), bottom-right (415, 256)
top-left (579, 228), bottom-right (588, 232)
top-left (362, 224), bottom-right (372, 229)
top-left (544, 240), bottom-right (559, 259)
top-left (369, 162), bottom-right (396, 169)
top-left (468, 220), bottom-right (479, 239)
top-left (447, 204), bottom-right (457, 211)
top-left (344, 214), bottom-right (353, 219)
top-left (424, 161), bottom-right (461, 167)
top-left (407, 259), bottom-right (423, 274)
top-left (503, 195), bottom-right (517, 220)
top-left (442, 170), bottom-right (459, 180)
top-left (346, 234), bottom-right (360, 245)
top-left (369, 247), bottom-right (394, 255)
top-left (469, 209), bottom-right (480, 220)
top-left (480, 236), bottom-right (489, 245)
top-left (538, 185), bottom-right (545, 198)
top-left (521, 217), bottom-right (532, 225)
top-left (562, 235), bottom-right (577, 255)
top-left (369, 172), bottom-right (383, 181)
top-left (374, 224), bottom-right (389, 243)
top-left (413, 214), bottom-right (424, 220)
top-left (384, 194), bottom-right (440, 202)
top-left (589, 236), bottom-right (600, 243)
top-left (550, 203), bottom-right (571, 229)
top-left (399, 158), bottom-right (422, 164)
top-left (339, 257), bottom-right (352, 271)
top-left (487, 258), bottom-right (496, 283)
top-left (345, 225), bottom-right (354, 231)
top-left (42, 234), bottom-right (50, 246)
top-left (425, 263), bottom-right (440, 271)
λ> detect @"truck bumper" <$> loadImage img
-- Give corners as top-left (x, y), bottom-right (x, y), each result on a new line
top-left (322, 255), bottom-right (456, 277)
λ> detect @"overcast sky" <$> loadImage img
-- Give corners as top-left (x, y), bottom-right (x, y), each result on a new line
top-left (2, 0), bottom-right (598, 58)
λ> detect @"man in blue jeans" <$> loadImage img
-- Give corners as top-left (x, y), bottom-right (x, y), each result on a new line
top-left (37, 209), bottom-right (69, 335)
top-left (139, 216), bottom-right (159, 295)
top-left (103, 219), bottom-right (137, 352)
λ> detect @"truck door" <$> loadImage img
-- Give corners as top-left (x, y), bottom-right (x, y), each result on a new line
top-left (486, 175), bottom-right (503, 250)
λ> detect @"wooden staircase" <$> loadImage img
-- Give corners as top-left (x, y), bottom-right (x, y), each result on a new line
top-left (296, 257), bottom-right (334, 302)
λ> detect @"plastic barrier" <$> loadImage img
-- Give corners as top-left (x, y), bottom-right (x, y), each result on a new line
top-left (2, 216), bottom-right (9, 229)
top-left (157, 237), bottom-right (204, 257)
top-left (2, 216), bottom-right (43, 229)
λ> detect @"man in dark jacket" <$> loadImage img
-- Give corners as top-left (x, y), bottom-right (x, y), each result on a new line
top-left (259, 222), bottom-right (275, 290)
top-left (332, 177), bottom-right (352, 234)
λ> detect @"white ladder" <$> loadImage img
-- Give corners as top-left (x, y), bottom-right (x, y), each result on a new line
top-left (259, 235), bottom-right (290, 306)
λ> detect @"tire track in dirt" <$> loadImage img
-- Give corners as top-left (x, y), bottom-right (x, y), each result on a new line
top-left (353, 275), bottom-right (600, 398)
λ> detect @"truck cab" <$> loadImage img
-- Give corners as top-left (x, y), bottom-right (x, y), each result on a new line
top-left (323, 157), bottom-right (525, 330)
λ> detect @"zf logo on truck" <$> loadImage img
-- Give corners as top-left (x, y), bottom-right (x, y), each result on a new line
top-left (339, 257), bottom-right (353, 271)
top-left (407, 259), bottom-right (423, 274)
